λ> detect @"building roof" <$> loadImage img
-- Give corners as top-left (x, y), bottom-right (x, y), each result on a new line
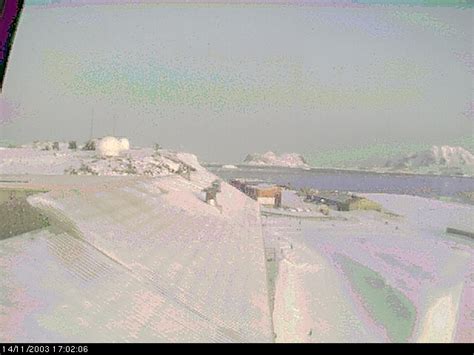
top-left (307, 191), bottom-right (358, 205)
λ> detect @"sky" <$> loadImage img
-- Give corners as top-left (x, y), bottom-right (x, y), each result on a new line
top-left (0, 1), bottom-right (472, 165)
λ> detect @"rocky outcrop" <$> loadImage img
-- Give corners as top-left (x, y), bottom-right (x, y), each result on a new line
top-left (244, 151), bottom-right (309, 168)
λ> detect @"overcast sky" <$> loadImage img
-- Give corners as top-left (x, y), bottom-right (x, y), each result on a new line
top-left (1, 2), bottom-right (472, 164)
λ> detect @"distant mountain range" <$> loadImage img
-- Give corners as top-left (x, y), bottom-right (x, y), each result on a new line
top-left (385, 145), bottom-right (473, 168)
top-left (242, 146), bottom-right (474, 175)
top-left (378, 145), bottom-right (474, 176)
top-left (244, 151), bottom-right (309, 169)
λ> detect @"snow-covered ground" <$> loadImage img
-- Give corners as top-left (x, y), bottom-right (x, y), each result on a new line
top-left (0, 149), bottom-right (273, 342)
top-left (0, 146), bottom-right (198, 177)
top-left (2, 144), bottom-right (473, 342)
top-left (264, 194), bottom-right (473, 343)
top-left (0, 147), bottom-right (88, 175)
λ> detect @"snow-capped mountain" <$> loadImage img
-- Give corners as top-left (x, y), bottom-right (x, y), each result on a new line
top-left (384, 145), bottom-right (474, 175)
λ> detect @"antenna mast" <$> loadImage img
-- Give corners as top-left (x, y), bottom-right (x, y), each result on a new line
top-left (90, 108), bottom-right (94, 139)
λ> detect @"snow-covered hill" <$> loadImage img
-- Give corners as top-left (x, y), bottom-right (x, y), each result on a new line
top-left (0, 140), bottom-right (200, 178)
top-left (383, 146), bottom-right (474, 176)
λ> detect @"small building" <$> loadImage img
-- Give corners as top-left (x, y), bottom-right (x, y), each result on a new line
top-left (246, 184), bottom-right (282, 208)
top-left (229, 178), bottom-right (262, 192)
top-left (305, 191), bottom-right (380, 212)
top-left (230, 179), bottom-right (282, 208)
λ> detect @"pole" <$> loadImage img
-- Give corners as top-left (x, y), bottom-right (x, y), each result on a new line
top-left (90, 108), bottom-right (94, 139)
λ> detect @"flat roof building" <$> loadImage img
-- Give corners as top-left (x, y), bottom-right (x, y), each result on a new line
top-left (304, 191), bottom-right (381, 212)
top-left (230, 179), bottom-right (282, 208)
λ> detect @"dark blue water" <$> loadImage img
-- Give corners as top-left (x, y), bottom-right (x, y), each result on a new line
top-left (208, 165), bottom-right (474, 201)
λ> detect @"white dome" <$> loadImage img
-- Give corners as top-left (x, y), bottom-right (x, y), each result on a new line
top-left (97, 136), bottom-right (122, 157)
top-left (119, 138), bottom-right (130, 151)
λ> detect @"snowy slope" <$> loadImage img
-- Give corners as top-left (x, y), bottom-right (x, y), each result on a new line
top-left (0, 165), bottom-right (273, 342)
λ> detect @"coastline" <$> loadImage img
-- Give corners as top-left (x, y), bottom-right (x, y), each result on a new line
top-left (204, 163), bottom-right (474, 179)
